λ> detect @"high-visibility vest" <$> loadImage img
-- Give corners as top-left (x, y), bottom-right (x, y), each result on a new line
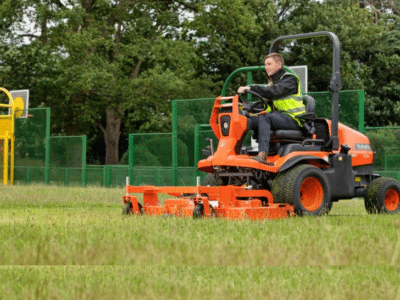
top-left (265, 70), bottom-right (305, 126)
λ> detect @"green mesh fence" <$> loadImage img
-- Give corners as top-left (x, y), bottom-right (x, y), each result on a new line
top-left (130, 167), bottom-right (172, 186)
top-left (126, 133), bottom-right (195, 186)
top-left (308, 90), bottom-right (364, 130)
top-left (15, 108), bottom-right (49, 168)
top-left (364, 128), bottom-right (400, 171)
top-left (129, 133), bottom-right (173, 167)
top-left (171, 98), bottom-right (214, 186)
top-left (50, 136), bottom-right (85, 168)
top-left (86, 165), bottom-right (104, 186)
top-left (385, 155), bottom-right (400, 171)
top-left (14, 108), bottom-right (50, 184)
top-left (13, 109), bottom-right (89, 185)
top-left (173, 98), bottom-right (214, 167)
top-left (49, 136), bottom-right (86, 185)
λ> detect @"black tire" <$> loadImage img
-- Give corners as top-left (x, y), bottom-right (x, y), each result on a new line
top-left (272, 164), bottom-right (332, 216)
top-left (203, 173), bottom-right (223, 186)
top-left (365, 177), bottom-right (400, 214)
top-left (193, 203), bottom-right (215, 219)
top-left (122, 201), bottom-right (143, 215)
top-left (271, 172), bottom-right (290, 204)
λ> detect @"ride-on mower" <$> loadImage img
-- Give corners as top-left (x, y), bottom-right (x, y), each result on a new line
top-left (123, 31), bottom-right (400, 219)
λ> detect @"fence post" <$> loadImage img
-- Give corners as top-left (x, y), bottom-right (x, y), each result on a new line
top-left (156, 167), bottom-right (161, 186)
top-left (172, 101), bottom-right (178, 186)
top-left (106, 165), bottom-right (112, 187)
top-left (359, 90), bottom-right (365, 133)
top-left (26, 166), bottom-right (31, 184)
top-left (44, 107), bottom-right (50, 184)
top-left (136, 168), bottom-right (140, 185)
top-left (102, 166), bottom-right (107, 187)
top-left (65, 168), bottom-right (69, 186)
top-left (81, 135), bottom-right (87, 186)
top-left (385, 155), bottom-right (388, 171)
top-left (193, 124), bottom-right (200, 186)
top-left (129, 134), bottom-right (134, 185)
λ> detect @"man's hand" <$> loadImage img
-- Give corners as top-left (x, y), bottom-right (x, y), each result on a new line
top-left (237, 86), bottom-right (250, 94)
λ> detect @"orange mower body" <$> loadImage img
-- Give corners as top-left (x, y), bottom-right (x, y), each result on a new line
top-left (123, 31), bottom-right (400, 219)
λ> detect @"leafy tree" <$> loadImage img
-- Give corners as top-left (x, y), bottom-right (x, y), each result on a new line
top-left (358, 13), bottom-right (400, 126)
top-left (359, 0), bottom-right (400, 19)
top-left (0, 0), bottom-right (215, 164)
top-left (269, 0), bottom-right (400, 127)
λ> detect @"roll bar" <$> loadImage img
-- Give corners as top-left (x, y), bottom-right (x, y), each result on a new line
top-left (270, 31), bottom-right (342, 150)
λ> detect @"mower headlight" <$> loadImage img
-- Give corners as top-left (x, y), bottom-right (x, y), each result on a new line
top-left (220, 115), bottom-right (230, 136)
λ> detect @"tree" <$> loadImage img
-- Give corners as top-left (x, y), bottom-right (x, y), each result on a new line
top-left (0, 0), bottom-right (216, 164)
top-left (359, 0), bottom-right (400, 20)
top-left (359, 13), bottom-right (400, 126)
top-left (180, 0), bottom-right (280, 94)
top-left (268, 0), bottom-right (400, 127)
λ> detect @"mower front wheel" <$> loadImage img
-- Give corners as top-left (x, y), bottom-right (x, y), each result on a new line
top-left (193, 203), bottom-right (215, 219)
top-left (122, 201), bottom-right (143, 215)
top-left (365, 177), bottom-right (400, 214)
top-left (273, 164), bottom-right (332, 216)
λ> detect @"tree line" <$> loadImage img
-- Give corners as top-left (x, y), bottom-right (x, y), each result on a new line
top-left (0, 0), bottom-right (399, 164)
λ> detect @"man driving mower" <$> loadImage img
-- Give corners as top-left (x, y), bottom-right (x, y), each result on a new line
top-left (237, 53), bottom-right (305, 164)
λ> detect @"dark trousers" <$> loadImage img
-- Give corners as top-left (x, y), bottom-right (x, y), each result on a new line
top-left (248, 111), bottom-right (299, 152)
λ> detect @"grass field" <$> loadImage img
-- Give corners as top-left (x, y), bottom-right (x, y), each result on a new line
top-left (1, 184), bottom-right (400, 299)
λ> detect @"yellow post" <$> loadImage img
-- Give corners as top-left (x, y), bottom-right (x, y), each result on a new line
top-left (0, 87), bottom-right (16, 185)
top-left (3, 136), bottom-right (8, 185)
top-left (10, 131), bottom-right (14, 184)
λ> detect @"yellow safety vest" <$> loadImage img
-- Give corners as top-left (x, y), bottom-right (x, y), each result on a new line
top-left (264, 71), bottom-right (305, 126)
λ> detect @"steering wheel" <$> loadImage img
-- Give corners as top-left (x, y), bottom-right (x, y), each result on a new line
top-left (239, 90), bottom-right (267, 114)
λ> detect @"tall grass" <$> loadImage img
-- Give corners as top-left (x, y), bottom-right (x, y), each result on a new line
top-left (1, 266), bottom-right (399, 300)
top-left (1, 184), bottom-right (399, 299)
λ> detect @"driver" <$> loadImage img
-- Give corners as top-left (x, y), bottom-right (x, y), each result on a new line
top-left (237, 53), bottom-right (305, 164)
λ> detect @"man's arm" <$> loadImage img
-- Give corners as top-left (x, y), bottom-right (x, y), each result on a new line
top-left (250, 75), bottom-right (298, 100)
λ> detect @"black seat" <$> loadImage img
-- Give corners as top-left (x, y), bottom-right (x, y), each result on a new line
top-left (272, 94), bottom-right (316, 141)
top-left (248, 95), bottom-right (321, 156)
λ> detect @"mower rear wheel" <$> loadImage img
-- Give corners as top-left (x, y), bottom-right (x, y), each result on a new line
top-left (122, 201), bottom-right (143, 215)
top-left (272, 164), bottom-right (332, 216)
top-left (365, 177), bottom-right (400, 214)
top-left (193, 203), bottom-right (215, 219)
top-left (203, 173), bottom-right (223, 186)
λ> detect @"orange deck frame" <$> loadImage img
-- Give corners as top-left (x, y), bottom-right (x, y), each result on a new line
top-left (123, 183), bottom-right (294, 220)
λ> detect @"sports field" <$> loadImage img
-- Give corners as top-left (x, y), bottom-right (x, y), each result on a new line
top-left (1, 184), bottom-right (399, 299)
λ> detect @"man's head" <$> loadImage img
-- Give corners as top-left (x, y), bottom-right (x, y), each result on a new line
top-left (263, 53), bottom-right (284, 76)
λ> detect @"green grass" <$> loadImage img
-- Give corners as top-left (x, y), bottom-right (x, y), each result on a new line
top-left (1, 266), bottom-right (399, 300)
top-left (1, 184), bottom-right (400, 299)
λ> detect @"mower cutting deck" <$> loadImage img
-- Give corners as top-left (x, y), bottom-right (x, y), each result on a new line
top-left (123, 181), bottom-right (294, 220)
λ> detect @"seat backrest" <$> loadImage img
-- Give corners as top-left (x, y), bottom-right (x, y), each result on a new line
top-left (303, 94), bottom-right (315, 114)
top-left (296, 95), bottom-right (315, 121)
